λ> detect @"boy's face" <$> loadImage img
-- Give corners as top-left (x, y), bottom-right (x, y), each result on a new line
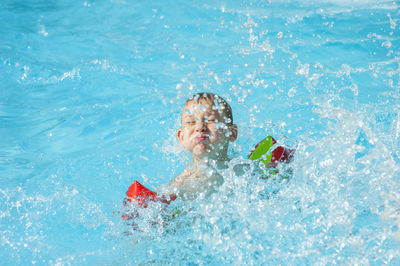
top-left (177, 101), bottom-right (237, 159)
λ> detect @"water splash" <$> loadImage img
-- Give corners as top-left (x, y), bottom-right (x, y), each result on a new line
top-left (1, 0), bottom-right (399, 264)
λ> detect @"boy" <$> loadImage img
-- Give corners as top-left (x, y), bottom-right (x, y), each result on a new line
top-left (169, 92), bottom-right (238, 199)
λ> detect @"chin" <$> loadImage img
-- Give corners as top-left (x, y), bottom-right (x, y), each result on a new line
top-left (192, 147), bottom-right (211, 158)
top-left (193, 143), bottom-right (208, 153)
top-left (193, 149), bottom-right (208, 157)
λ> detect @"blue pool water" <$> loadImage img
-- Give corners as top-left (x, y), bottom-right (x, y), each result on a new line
top-left (1, 0), bottom-right (400, 264)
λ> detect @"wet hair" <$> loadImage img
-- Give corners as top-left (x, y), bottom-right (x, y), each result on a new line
top-left (183, 92), bottom-right (233, 124)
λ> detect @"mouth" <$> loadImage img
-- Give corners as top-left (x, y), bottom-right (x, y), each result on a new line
top-left (195, 135), bottom-right (208, 142)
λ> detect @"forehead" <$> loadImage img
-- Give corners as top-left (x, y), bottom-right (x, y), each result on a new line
top-left (182, 100), bottom-right (224, 116)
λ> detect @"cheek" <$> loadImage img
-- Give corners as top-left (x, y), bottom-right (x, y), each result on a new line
top-left (211, 123), bottom-right (226, 135)
top-left (183, 128), bottom-right (194, 141)
top-left (182, 130), bottom-right (190, 139)
top-left (209, 128), bottom-right (224, 142)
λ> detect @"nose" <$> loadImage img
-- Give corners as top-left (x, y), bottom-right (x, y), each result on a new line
top-left (195, 120), bottom-right (206, 132)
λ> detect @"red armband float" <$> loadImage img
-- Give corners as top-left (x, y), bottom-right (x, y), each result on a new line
top-left (122, 180), bottom-right (177, 220)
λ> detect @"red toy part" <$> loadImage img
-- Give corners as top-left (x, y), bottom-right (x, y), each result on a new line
top-left (250, 136), bottom-right (295, 168)
top-left (271, 145), bottom-right (294, 163)
top-left (268, 146), bottom-right (295, 168)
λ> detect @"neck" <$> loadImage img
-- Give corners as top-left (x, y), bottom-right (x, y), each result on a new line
top-left (191, 152), bottom-right (230, 171)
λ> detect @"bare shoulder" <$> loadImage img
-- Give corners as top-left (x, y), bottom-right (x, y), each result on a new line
top-left (169, 168), bottom-right (192, 189)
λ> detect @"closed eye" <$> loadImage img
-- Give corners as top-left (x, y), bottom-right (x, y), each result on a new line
top-left (206, 116), bottom-right (218, 123)
top-left (185, 120), bottom-right (196, 125)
